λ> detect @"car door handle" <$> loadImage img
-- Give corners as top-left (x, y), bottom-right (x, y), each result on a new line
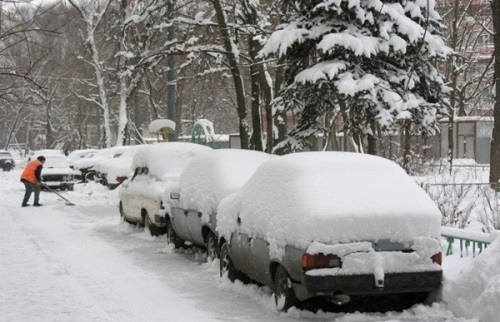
top-left (198, 212), bottom-right (202, 218)
top-left (184, 210), bottom-right (188, 216)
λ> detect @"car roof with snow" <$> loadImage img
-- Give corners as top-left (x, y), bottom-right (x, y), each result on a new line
top-left (176, 149), bottom-right (276, 214)
top-left (217, 152), bottom-right (442, 248)
top-left (71, 146), bottom-right (131, 169)
top-left (132, 142), bottom-right (212, 180)
top-left (93, 145), bottom-right (143, 175)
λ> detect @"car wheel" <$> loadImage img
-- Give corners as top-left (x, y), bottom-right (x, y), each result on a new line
top-left (205, 231), bottom-right (219, 261)
top-left (68, 185), bottom-right (74, 191)
top-left (274, 265), bottom-right (299, 312)
top-left (166, 220), bottom-right (184, 248)
top-left (60, 185), bottom-right (67, 191)
top-left (84, 171), bottom-right (96, 182)
top-left (219, 243), bottom-right (242, 282)
top-left (119, 202), bottom-right (132, 224)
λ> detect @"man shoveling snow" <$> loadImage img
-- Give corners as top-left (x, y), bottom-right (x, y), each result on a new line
top-left (20, 155), bottom-right (45, 207)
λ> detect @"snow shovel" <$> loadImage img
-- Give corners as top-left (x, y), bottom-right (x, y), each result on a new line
top-left (41, 183), bottom-right (76, 206)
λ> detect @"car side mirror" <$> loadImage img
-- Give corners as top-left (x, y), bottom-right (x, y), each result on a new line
top-left (170, 192), bottom-right (180, 200)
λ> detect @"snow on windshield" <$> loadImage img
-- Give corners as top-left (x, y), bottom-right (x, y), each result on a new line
top-left (43, 155), bottom-right (70, 168)
top-left (132, 142), bottom-right (212, 180)
top-left (217, 152), bottom-right (441, 256)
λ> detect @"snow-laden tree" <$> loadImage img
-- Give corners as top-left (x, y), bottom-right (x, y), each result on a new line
top-left (261, 0), bottom-right (452, 154)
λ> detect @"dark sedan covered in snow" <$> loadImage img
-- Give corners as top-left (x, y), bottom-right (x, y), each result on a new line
top-left (217, 152), bottom-right (443, 311)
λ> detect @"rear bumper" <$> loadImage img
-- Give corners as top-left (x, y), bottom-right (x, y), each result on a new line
top-left (294, 270), bottom-right (442, 300)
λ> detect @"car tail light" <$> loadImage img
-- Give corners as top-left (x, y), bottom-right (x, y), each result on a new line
top-left (301, 253), bottom-right (342, 271)
top-left (431, 252), bottom-right (442, 265)
top-left (116, 176), bottom-right (128, 184)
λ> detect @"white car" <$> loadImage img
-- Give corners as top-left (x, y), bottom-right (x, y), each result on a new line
top-left (32, 152), bottom-right (77, 190)
top-left (68, 149), bottom-right (98, 166)
top-left (217, 152), bottom-right (443, 311)
top-left (164, 149), bottom-right (276, 257)
top-left (72, 146), bottom-right (130, 182)
top-left (94, 146), bottom-right (143, 189)
top-left (119, 142), bottom-right (212, 235)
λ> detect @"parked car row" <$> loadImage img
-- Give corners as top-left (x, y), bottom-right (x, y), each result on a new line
top-left (70, 146), bottom-right (133, 185)
top-left (118, 143), bottom-right (444, 311)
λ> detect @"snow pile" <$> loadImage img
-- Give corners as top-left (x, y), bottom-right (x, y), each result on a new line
top-left (175, 149), bottom-right (275, 216)
top-left (443, 234), bottom-right (500, 322)
top-left (218, 152), bottom-right (441, 258)
top-left (131, 142), bottom-right (211, 181)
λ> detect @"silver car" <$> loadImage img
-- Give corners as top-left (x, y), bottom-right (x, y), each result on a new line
top-left (164, 149), bottom-right (275, 259)
top-left (217, 152), bottom-right (443, 311)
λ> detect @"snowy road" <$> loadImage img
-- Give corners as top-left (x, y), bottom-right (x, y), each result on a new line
top-left (0, 171), bottom-right (472, 321)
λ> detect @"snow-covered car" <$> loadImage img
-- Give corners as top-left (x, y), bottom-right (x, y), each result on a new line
top-left (94, 146), bottom-right (142, 189)
top-left (163, 149), bottom-right (276, 257)
top-left (0, 150), bottom-right (15, 171)
top-left (72, 146), bottom-right (130, 182)
top-left (119, 142), bottom-right (212, 235)
top-left (67, 149), bottom-right (98, 166)
top-left (217, 152), bottom-right (443, 311)
top-left (32, 152), bottom-right (77, 190)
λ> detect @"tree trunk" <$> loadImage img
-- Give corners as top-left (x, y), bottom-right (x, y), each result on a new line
top-left (4, 108), bottom-right (22, 150)
top-left (260, 64), bottom-right (273, 153)
top-left (490, 0), bottom-right (500, 185)
top-left (212, 0), bottom-right (249, 149)
top-left (273, 60), bottom-right (287, 152)
top-left (46, 100), bottom-right (54, 149)
top-left (403, 123), bottom-right (412, 173)
top-left (248, 13), bottom-right (263, 151)
top-left (367, 124), bottom-right (377, 155)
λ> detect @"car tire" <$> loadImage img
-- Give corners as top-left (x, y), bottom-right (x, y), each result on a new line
top-left (166, 219), bottom-right (184, 248)
top-left (119, 202), bottom-right (132, 224)
top-left (205, 231), bottom-right (219, 261)
top-left (219, 243), bottom-right (242, 282)
top-left (68, 185), bottom-right (74, 191)
top-left (60, 185), bottom-right (67, 191)
top-left (274, 265), bottom-right (299, 312)
top-left (84, 171), bottom-right (96, 182)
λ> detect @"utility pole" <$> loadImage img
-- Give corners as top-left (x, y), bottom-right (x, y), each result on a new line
top-left (166, 1), bottom-right (177, 141)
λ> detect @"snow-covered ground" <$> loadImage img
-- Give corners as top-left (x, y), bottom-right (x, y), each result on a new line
top-left (0, 169), bottom-right (489, 321)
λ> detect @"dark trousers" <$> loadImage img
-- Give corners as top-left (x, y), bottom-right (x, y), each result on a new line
top-left (22, 182), bottom-right (40, 205)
